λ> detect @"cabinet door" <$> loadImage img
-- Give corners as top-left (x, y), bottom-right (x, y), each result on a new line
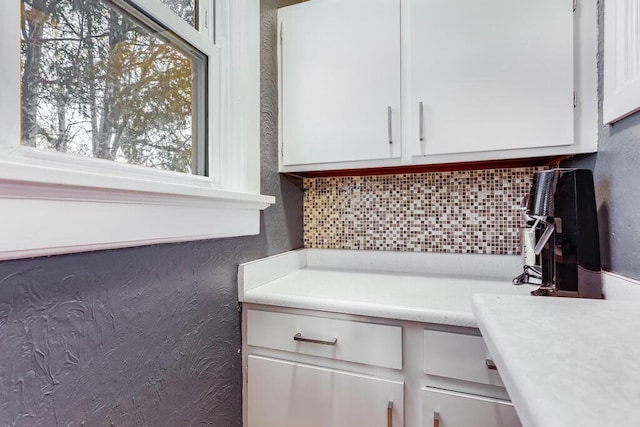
top-left (422, 387), bottom-right (521, 427)
top-left (409, 0), bottom-right (574, 156)
top-left (279, 0), bottom-right (401, 166)
top-left (248, 355), bottom-right (404, 427)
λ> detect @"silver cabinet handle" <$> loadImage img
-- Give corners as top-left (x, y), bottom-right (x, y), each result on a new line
top-left (419, 102), bottom-right (425, 141)
top-left (433, 411), bottom-right (440, 427)
top-left (387, 106), bottom-right (393, 144)
top-left (486, 359), bottom-right (498, 370)
top-left (387, 401), bottom-right (393, 427)
top-left (293, 333), bottom-right (337, 346)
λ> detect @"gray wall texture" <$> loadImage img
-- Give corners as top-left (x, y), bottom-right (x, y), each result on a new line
top-left (0, 0), bottom-right (303, 425)
top-left (564, 0), bottom-right (640, 281)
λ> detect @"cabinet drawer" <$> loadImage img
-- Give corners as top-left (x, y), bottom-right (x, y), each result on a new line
top-left (423, 329), bottom-right (503, 387)
top-left (248, 355), bottom-right (404, 427)
top-left (422, 387), bottom-right (521, 427)
top-left (247, 309), bottom-right (402, 369)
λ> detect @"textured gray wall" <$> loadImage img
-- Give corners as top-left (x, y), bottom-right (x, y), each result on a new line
top-left (563, 0), bottom-right (640, 281)
top-left (0, 0), bottom-right (303, 425)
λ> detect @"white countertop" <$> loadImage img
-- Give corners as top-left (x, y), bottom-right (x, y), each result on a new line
top-left (472, 294), bottom-right (640, 427)
top-left (239, 249), bottom-right (534, 327)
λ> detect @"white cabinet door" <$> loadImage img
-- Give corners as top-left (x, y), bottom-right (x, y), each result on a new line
top-left (279, 0), bottom-right (401, 166)
top-left (248, 355), bottom-right (404, 427)
top-left (422, 387), bottom-right (521, 427)
top-left (409, 0), bottom-right (575, 156)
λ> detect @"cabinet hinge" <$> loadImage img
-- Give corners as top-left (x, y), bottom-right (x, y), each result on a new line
top-left (573, 0), bottom-right (577, 12)
top-left (573, 91), bottom-right (577, 108)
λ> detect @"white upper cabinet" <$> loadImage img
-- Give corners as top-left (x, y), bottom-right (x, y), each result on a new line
top-left (278, 0), bottom-right (401, 166)
top-left (409, 0), bottom-right (575, 156)
top-left (278, 0), bottom-right (597, 173)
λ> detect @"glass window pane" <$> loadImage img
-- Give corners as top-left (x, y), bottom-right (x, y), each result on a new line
top-left (159, 0), bottom-right (198, 28)
top-left (20, 0), bottom-right (206, 175)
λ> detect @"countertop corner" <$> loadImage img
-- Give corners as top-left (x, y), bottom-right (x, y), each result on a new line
top-left (472, 294), bottom-right (640, 427)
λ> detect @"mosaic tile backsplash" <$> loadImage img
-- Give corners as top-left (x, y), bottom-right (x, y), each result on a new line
top-left (303, 167), bottom-right (541, 255)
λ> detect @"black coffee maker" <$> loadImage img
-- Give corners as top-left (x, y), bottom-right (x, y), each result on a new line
top-left (526, 168), bottom-right (602, 298)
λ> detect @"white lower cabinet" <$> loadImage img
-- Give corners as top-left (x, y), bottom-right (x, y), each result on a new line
top-left (243, 306), bottom-right (522, 427)
top-left (248, 355), bottom-right (404, 427)
top-left (422, 387), bottom-right (521, 427)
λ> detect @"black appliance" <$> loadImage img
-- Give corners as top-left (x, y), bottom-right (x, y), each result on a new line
top-left (526, 168), bottom-right (602, 298)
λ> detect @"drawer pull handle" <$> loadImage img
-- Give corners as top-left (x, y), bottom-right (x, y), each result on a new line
top-left (434, 411), bottom-right (440, 427)
top-left (387, 401), bottom-right (393, 427)
top-left (293, 333), bottom-right (337, 346)
top-left (486, 358), bottom-right (498, 370)
top-left (419, 101), bottom-right (425, 141)
top-left (388, 106), bottom-right (393, 144)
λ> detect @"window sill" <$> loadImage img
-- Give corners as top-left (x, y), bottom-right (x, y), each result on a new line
top-left (0, 151), bottom-right (274, 260)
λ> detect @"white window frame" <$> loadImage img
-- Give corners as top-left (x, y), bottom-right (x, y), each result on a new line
top-left (0, 0), bottom-right (273, 260)
top-left (603, 0), bottom-right (640, 124)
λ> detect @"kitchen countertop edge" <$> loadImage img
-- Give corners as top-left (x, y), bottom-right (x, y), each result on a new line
top-left (242, 291), bottom-right (479, 328)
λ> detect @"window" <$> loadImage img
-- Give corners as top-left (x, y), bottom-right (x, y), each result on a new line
top-left (603, 0), bottom-right (640, 124)
top-left (0, 0), bottom-right (273, 260)
top-left (21, 0), bottom-right (207, 175)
